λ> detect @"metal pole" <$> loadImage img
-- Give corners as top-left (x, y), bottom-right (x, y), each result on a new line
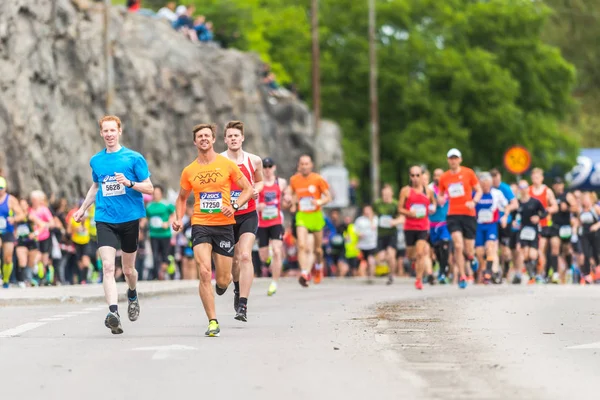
top-left (368, 0), bottom-right (380, 201)
top-left (104, 0), bottom-right (114, 114)
top-left (311, 0), bottom-right (321, 168)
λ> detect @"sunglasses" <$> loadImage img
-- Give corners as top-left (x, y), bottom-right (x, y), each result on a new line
top-left (410, 174), bottom-right (421, 177)
top-left (263, 164), bottom-right (274, 169)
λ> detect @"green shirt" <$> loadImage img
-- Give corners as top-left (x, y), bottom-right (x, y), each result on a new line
top-left (146, 201), bottom-right (175, 238)
top-left (373, 199), bottom-right (398, 237)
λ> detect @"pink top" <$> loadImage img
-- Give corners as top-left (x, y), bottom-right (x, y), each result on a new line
top-left (32, 206), bottom-right (53, 241)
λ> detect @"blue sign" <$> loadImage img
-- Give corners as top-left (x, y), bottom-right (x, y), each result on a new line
top-left (566, 149), bottom-right (600, 190)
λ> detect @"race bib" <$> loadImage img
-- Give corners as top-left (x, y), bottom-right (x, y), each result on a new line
top-left (150, 216), bottom-right (164, 229)
top-left (0, 217), bottom-right (6, 231)
top-left (520, 226), bottom-right (537, 241)
top-left (410, 204), bottom-right (427, 219)
top-left (16, 224), bottom-right (30, 237)
top-left (448, 183), bottom-right (465, 198)
top-left (299, 197), bottom-right (316, 212)
top-left (580, 212), bottom-right (595, 224)
top-left (185, 227), bottom-right (192, 240)
top-left (199, 192), bottom-right (222, 213)
top-left (231, 190), bottom-right (248, 211)
top-left (101, 179), bottom-right (126, 197)
top-left (331, 234), bottom-right (344, 246)
top-left (478, 209), bottom-right (494, 224)
top-left (559, 225), bottom-right (572, 239)
top-left (262, 205), bottom-right (279, 220)
top-left (77, 225), bottom-right (88, 235)
top-left (428, 204), bottom-right (436, 213)
top-left (379, 215), bottom-right (393, 228)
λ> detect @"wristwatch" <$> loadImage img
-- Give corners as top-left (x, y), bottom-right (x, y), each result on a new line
top-left (232, 202), bottom-right (239, 211)
top-left (128, 181), bottom-right (135, 188)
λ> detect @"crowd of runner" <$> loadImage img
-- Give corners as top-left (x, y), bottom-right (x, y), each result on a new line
top-left (0, 116), bottom-right (598, 335)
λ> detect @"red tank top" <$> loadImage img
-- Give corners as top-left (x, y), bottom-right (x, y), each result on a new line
top-left (404, 187), bottom-right (430, 231)
top-left (258, 179), bottom-right (283, 227)
top-left (529, 185), bottom-right (549, 227)
top-left (221, 151), bottom-right (256, 215)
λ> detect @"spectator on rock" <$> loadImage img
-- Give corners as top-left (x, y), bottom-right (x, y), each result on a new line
top-left (127, 0), bottom-right (141, 12)
top-left (157, 1), bottom-right (178, 22)
top-left (199, 21), bottom-right (214, 42)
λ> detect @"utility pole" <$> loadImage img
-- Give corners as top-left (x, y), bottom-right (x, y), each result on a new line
top-left (104, 0), bottom-right (114, 114)
top-left (311, 0), bottom-right (321, 168)
top-left (368, 0), bottom-right (380, 200)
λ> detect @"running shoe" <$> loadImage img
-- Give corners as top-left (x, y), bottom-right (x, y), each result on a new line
top-left (313, 268), bottom-right (322, 284)
top-left (205, 320), bottom-right (220, 337)
top-left (104, 311), bottom-right (123, 335)
top-left (437, 274), bottom-right (447, 284)
top-left (458, 276), bottom-right (467, 289)
top-left (415, 278), bottom-right (423, 290)
top-left (267, 281), bottom-right (277, 296)
top-left (299, 271), bottom-right (310, 287)
top-left (470, 258), bottom-right (479, 273)
top-left (235, 304), bottom-right (247, 322)
top-left (167, 255), bottom-right (176, 276)
top-left (386, 275), bottom-right (394, 285)
top-left (233, 290), bottom-right (240, 311)
top-left (2, 283), bottom-right (8, 289)
top-left (427, 275), bottom-right (435, 285)
top-left (128, 295), bottom-right (140, 322)
top-left (512, 274), bottom-right (522, 285)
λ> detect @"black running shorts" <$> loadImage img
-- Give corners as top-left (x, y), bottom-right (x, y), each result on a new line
top-left (192, 225), bottom-right (235, 258)
top-left (257, 224), bottom-right (284, 248)
top-left (404, 230), bottom-right (429, 247)
top-left (38, 237), bottom-right (52, 254)
top-left (233, 211), bottom-right (259, 243)
top-left (446, 215), bottom-right (477, 240)
top-left (96, 220), bottom-right (140, 253)
top-left (377, 234), bottom-right (397, 252)
top-left (1, 232), bottom-right (15, 244)
top-left (150, 237), bottom-right (171, 264)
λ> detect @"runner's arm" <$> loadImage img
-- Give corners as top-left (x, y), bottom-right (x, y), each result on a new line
top-left (591, 205), bottom-right (600, 231)
top-left (173, 187), bottom-right (192, 232)
top-left (427, 188), bottom-right (437, 214)
top-left (397, 187), bottom-right (413, 217)
top-left (8, 196), bottom-right (25, 223)
top-left (472, 182), bottom-right (483, 204)
top-left (546, 189), bottom-right (559, 214)
top-left (252, 155), bottom-right (264, 196)
top-left (506, 198), bottom-right (518, 213)
top-left (566, 192), bottom-right (578, 213)
top-left (279, 178), bottom-right (291, 209)
top-left (234, 175), bottom-right (254, 208)
top-left (284, 184), bottom-right (297, 212)
top-left (121, 176), bottom-right (154, 195)
top-left (317, 189), bottom-right (332, 208)
top-left (79, 183), bottom-right (99, 213)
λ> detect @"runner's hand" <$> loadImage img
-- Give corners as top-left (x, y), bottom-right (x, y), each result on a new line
top-left (465, 201), bottom-right (475, 209)
top-left (500, 216), bottom-right (508, 228)
top-left (7, 216), bottom-right (14, 225)
top-left (114, 172), bottom-right (129, 186)
top-left (73, 208), bottom-right (85, 223)
top-left (530, 215), bottom-right (540, 224)
top-left (252, 188), bottom-right (259, 200)
top-left (257, 203), bottom-right (266, 212)
top-left (222, 205), bottom-right (234, 218)
top-left (162, 222), bottom-right (169, 230)
top-left (172, 219), bottom-right (182, 232)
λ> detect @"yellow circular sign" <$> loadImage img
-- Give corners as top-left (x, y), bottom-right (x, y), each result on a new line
top-left (503, 146), bottom-right (531, 175)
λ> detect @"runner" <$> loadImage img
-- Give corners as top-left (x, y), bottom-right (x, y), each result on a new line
top-left (287, 154), bottom-right (332, 287)
top-left (428, 168), bottom-right (451, 284)
top-left (30, 190), bottom-right (55, 285)
top-left (219, 121), bottom-right (263, 321)
top-left (256, 157), bottom-right (289, 296)
top-left (14, 198), bottom-right (37, 288)
top-left (146, 185), bottom-right (176, 281)
top-left (173, 123), bottom-right (252, 337)
top-left (529, 168), bottom-right (559, 282)
top-left (373, 184), bottom-right (401, 285)
top-left (552, 177), bottom-right (577, 283)
top-left (67, 204), bottom-right (95, 284)
top-left (474, 172), bottom-right (511, 284)
top-left (575, 192), bottom-right (600, 284)
top-left (490, 168), bottom-right (519, 278)
top-left (398, 165), bottom-right (436, 290)
top-left (438, 148), bottom-right (483, 289)
top-left (74, 115), bottom-right (154, 334)
top-left (512, 180), bottom-right (548, 284)
top-left (354, 205), bottom-right (378, 280)
top-left (0, 177), bottom-right (25, 288)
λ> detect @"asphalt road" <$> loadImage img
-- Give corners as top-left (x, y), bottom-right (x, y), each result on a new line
top-left (1, 279), bottom-right (599, 400)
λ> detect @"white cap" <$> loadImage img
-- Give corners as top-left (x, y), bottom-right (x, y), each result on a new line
top-left (175, 5), bottom-right (187, 15)
top-left (447, 148), bottom-right (462, 158)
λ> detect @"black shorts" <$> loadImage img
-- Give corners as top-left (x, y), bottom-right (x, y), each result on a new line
top-left (508, 230), bottom-right (519, 250)
top-left (150, 237), bottom-right (171, 264)
top-left (518, 226), bottom-right (540, 249)
top-left (498, 224), bottom-right (512, 247)
top-left (38, 237), bottom-right (52, 254)
top-left (361, 248), bottom-right (377, 259)
top-left (257, 224), bottom-right (284, 248)
top-left (377, 234), bottom-right (397, 252)
top-left (572, 238), bottom-right (583, 254)
top-left (192, 225), bottom-right (235, 258)
top-left (541, 226), bottom-right (558, 239)
top-left (16, 239), bottom-right (37, 250)
top-left (404, 230), bottom-right (429, 247)
top-left (233, 212), bottom-right (258, 243)
top-left (446, 215), bottom-right (477, 240)
top-left (284, 260), bottom-right (299, 271)
top-left (1, 232), bottom-right (15, 243)
top-left (96, 220), bottom-right (140, 253)
top-left (75, 243), bottom-right (94, 260)
top-left (397, 249), bottom-right (406, 257)
top-left (347, 257), bottom-right (359, 270)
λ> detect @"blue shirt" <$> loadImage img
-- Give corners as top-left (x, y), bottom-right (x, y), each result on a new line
top-left (495, 182), bottom-right (515, 223)
top-left (428, 183), bottom-right (448, 224)
top-left (90, 147), bottom-right (150, 224)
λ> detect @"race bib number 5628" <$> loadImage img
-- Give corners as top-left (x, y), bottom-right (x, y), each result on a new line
top-left (102, 179), bottom-right (125, 197)
top-left (200, 192), bottom-right (222, 213)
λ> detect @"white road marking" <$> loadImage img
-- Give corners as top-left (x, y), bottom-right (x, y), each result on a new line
top-left (131, 345), bottom-right (198, 360)
top-left (0, 322), bottom-right (47, 338)
top-left (52, 314), bottom-right (76, 318)
top-left (68, 311), bottom-right (90, 315)
top-left (39, 318), bottom-right (64, 322)
top-left (567, 341), bottom-right (600, 349)
top-left (84, 307), bottom-right (104, 311)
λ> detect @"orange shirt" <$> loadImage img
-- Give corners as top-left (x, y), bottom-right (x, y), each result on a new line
top-left (180, 155), bottom-right (244, 226)
top-left (289, 172), bottom-right (329, 213)
top-left (439, 167), bottom-right (478, 217)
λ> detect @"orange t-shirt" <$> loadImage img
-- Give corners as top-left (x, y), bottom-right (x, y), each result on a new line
top-left (180, 154), bottom-right (244, 226)
top-left (438, 167), bottom-right (478, 217)
top-left (289, 172), bottom-right (329, 213)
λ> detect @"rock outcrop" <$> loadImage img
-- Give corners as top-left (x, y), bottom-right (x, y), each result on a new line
top-left (0, 0), bottom-right (343, 199)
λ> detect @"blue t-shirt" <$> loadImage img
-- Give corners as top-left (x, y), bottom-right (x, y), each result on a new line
top-left (90, 147), bottom-right (150, 224)
top-left (495, 182), bottom-right (515, 223)
top-left (428, 183), bottom-right (448, 224)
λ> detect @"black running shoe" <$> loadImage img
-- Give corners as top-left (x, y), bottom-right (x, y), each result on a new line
top-left (104, 311), bottom-right (123, 335)
top-left (128, 296), bottom-right (140, 322)
top-left (386, 276), bottom-right (393, 285)
top-left (427, 274), bottom-right (435, 285)
top-left (233, 290), bottom-right (240, 312)
top-left (512, 274), bottom-right (522, 285)
top-left (235, 304), bottom-right (247, 322)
